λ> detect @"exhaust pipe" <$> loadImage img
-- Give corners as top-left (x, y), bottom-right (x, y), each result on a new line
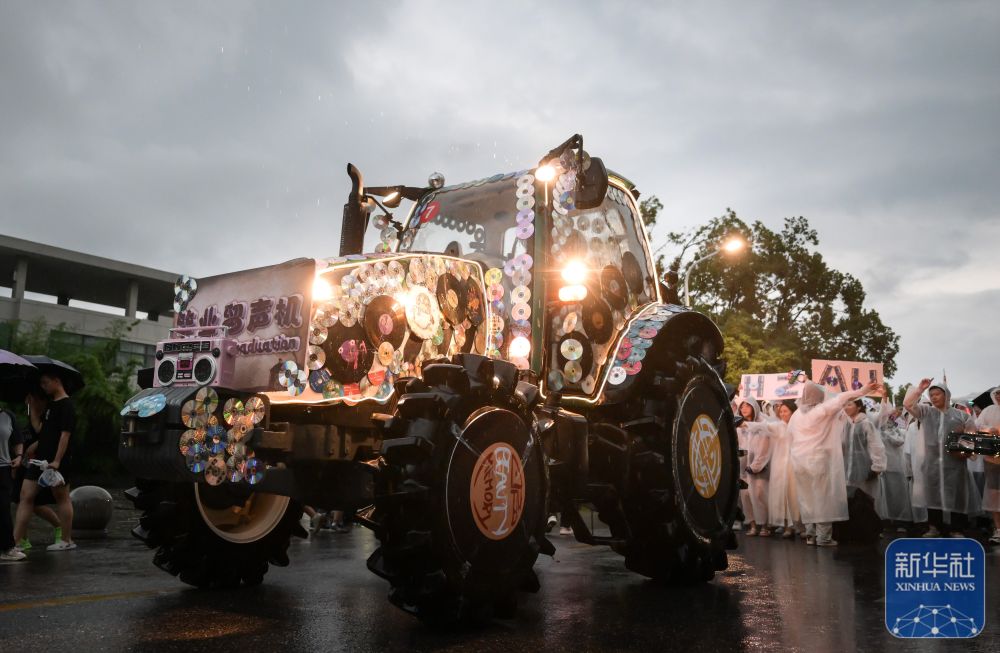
top-left (340, 163), bottom-right (368, 256)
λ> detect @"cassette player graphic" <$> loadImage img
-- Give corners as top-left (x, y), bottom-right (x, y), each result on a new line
top-left (154, 326), bottom-right (237, 388)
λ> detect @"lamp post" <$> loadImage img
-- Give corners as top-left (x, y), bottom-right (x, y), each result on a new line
top-left (681, 236), bottom-right (746, 307)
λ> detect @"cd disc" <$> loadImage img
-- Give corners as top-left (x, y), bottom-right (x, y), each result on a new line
top-left (621, 251), bottom-right (644, 294)
top-left (244, 396), bottom-right (265, 425)
top-left (560, 337), bottom-right (584, 361)
top-left (195, 386), bottom-right (219, 415)
top-left (601, 265), bottom-right (628, 310)
top-left (180, 399), bottom-right (207, 429)
top-left (435, 273), bottom-right (467, 326)
top-left (557, 330), bottom-right (594, 378)
top-left (464, 279), bottom-right (485, 327)
top-left (222, 398), bottom-right (245, 426)
top-left (228, 421), bottom-right (250, 442)
top-left (511, 285), bottom-right (531, 304)
top-left (178, 428), bottom-right (205, 454)
top-left (306, 345), bottom-right (326, 370)
top-left (206, 424), bottom-right (228, 455)
top-left (244, 458), bottom-right (265, 485)
top-left (516, 222), bottom-right (534, 240)
top-left (511, 302), bottom-right (531, 321)
top-left (205, 456), bottom-right (226, 486)
top-left (377, 341), bottom-right (395, 366)
top-left (364, 294), bottom-right (407, 348)
top-left (185, 444), bottom-right (210, 473)
top-left (309, 324), bottom-right (329, 345)
top-left (564, 360), bottom-right (583, 383)
top-left (308, 368), bottom-right (331, 393)
top-left (325, 322), bottom-right (374, 384)
top-left (484, 267), bottom-right (503, 286)
top-left (404, 285), bottom-right (441, 340)
top-left (581, 295), bottom-right (614, 344)
top-left (608, 366), bottom-right (628, 386)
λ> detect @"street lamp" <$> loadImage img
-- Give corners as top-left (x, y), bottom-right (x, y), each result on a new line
top-left (681, 236), bottom-right (746, 307)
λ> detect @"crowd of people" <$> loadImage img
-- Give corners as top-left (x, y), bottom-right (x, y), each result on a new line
top-left (735, 378), bottom-right (1000, 547)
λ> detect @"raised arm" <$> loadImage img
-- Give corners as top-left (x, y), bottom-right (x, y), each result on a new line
top-left (865, 420), bottom-right (887, 473)
top-left (903, 378), bottom-right (932, 420)
top-left (815, 380), bottom-right (881, 419)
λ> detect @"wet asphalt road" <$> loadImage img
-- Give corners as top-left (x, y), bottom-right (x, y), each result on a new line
top-left (2, 505), bottom-right (999, 652)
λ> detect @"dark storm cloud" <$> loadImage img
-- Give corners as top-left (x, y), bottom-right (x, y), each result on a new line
top-left (1, 1), bottom-right (998, 391)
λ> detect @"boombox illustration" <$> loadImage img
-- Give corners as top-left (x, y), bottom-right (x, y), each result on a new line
top-left (153, 326), bottom-right (237, 388)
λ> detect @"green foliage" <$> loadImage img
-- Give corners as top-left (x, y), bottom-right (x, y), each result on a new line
top-left (654, 209), bottom-right (900, 383)
top-left (4, 318), bottom-right (139, 476)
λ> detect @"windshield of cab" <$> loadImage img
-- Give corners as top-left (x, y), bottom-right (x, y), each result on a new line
top-left (398, 174), bottom-right (530, 270)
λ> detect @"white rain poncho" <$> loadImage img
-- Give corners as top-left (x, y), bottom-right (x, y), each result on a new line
top-left (903, 418), bottom-right (928, 523)
top-left (737, 397), bottom-right (772, 525)
top-left (904, 382), bottom-right (981, 517)
top-left (843, 411), bottom-right (886, 498)
top-left (872, 400), bottom-right (912, 521)
top-left (789, 382), bottom-right (870, 524)
top-left (767, 413), bottom-right (800, 527)
top-left (975, 387), bottom-right (1000, 512)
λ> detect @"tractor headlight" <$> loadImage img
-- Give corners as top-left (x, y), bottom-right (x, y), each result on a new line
top-left (558, 260), bottom-right (589, 302)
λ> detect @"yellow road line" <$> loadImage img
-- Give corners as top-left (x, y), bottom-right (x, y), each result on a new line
top-left (0, 588), bottom-right (175, 612)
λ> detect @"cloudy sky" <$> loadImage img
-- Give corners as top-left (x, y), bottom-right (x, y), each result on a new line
top-left (2, 1), bottom-right (998, 395)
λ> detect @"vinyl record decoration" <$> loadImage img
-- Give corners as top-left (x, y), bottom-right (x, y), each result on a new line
top-left (435, 273), bottom-right (467, 326)
top-left (581, 294), bottom-right (614, 344)
top-left (601, 265), bottom-right (628, 310)
top-left (324, 322), bottom-right (375, 384)
top-left (363, 295), bottom-right (407, 348)
top-left (621, 251), bottom-right (644, 294)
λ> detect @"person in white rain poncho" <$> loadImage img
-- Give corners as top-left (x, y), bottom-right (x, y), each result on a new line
top-left (903, 378), bottom-right (980, 537)
top-left (975, 387), bottom-right (1000, 544)
top-left (737, 397), bottom-right (772, 536)
top-left (789, 380), bottom-right (879, 546)
top-left (842, 398), bottom-right (886, 499)
top-left (871, 394), bottom-right (912, 529)
top-left (767, 400), bottom-right (802, 539)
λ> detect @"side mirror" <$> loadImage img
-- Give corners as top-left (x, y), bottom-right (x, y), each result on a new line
top-left (575, 156), bottom-right (608, 210)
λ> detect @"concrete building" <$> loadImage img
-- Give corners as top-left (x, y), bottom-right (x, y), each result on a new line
top-left (0, 233), bottom-right (177, 367)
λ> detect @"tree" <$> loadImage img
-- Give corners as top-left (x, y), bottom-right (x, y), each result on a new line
top-left (646, 205), bottom-right (900, 384)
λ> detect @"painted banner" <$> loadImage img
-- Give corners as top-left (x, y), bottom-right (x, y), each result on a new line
top-left (738, 370), bottom-right (810, 402)
top-left (811, 359), bottom-right (885, 397)
top-left (174, 258), bottom-right (316, 391)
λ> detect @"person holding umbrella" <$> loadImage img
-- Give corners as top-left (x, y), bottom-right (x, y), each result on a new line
top-left (13, 356), bottom-right (84, 552)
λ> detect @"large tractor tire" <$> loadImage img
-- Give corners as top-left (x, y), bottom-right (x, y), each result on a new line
top-left (126, 480), bottom-right (305, 588)
top-left (623, 358), bottom-right (740, 584)
top-left (368, 354), bottom-right (549, 625)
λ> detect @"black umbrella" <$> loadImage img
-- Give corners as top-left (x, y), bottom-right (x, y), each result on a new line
top-left (973, 386), bottom-right (1000, 411)
top-left (0, 349), bottom-right (39, 403)
top-left (21, 355), bottom-right (86, 395)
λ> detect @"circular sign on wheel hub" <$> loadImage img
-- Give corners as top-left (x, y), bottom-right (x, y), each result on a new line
top-left (469, 442), bottom-right (526, 541)
top-left (689, 414), bottom-right (722, 499)
top-left (672, 376), bottom-right (740, 543)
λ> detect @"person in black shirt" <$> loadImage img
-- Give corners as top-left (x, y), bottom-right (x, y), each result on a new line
top-left (13, 373), bottom-right (76, 551)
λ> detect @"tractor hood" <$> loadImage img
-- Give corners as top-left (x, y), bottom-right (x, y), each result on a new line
top-left (164, 253), bottom-right (493, 405)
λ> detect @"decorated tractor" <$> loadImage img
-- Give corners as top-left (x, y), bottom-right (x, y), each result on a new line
top-left (119, 135), bottom-right (740, 624)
